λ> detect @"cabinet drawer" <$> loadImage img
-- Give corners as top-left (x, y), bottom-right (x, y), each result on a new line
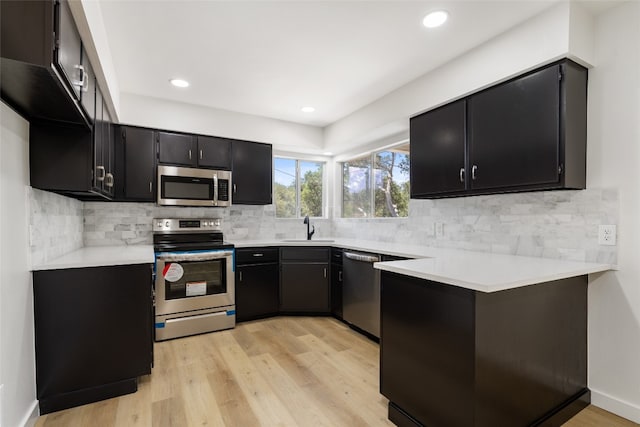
top-left (280, 247), bottom-right (329, 262)
top-left (236, 247), bottom-right (279, 265)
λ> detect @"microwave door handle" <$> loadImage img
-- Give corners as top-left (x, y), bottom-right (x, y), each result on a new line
top-left (213, 173), bottom-right (218, 206)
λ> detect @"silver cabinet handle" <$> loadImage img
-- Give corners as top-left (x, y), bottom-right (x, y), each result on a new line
top-left (149, 182), bottom-right (152, 193)
top-left (472, 165), bottom-right (478, 180)
top-left (200, 149), bottom-right (203, 160)
top-left (96, 165), bottom-right (105, 181)
top-left (323, 267), bottom-right (327, 278)
top-left (338, 271), bottom-right (342, 282)
top-left (239, 271), bottom-right (243, 282)
top-left (233, 183), bottom-right (237, 194)
top-left (459, 167), bottom-right (465, 183)
top-left (252, 253), bottom-right (264, 257)
top-left (73, 64), bottom-right (86, 89)
top-left (105, 173), bottom-right (114, 188)
top-left (188, 149), bottom-right (192, 160)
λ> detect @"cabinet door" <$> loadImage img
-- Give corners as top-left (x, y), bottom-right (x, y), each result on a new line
top-left (93, 89), bottom-right (105, 191)
top-left (197, 136), bottom-right (231, 170)
top-left (236, 263), bottom-right (279, 322)
top-left (158, 131), bottom-right (197, 166)
top-left (231, 140), bottom-right (272, 204)
top-left (117, 126), bottom-right (156, 201)
top-left (410, 100), bottom-right (466, 197)
top-left (468, 64), bottom-right (561, 190)
top-left (80, 48), bottom-right (96, 122)
top-left (280, 263), bottom-right (330, 313)
top-left (331, 263), bottom-right (343, 319)
top-left (102, 101), bottom-right (115, 197)
top-left (55, 0), bottom-right (83, 100)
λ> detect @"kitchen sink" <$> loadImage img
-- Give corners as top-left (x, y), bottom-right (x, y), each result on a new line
top-left (281, 239), bottom-right (335, 243)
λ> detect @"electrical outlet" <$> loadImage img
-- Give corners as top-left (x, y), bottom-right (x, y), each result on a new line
top-left (598, 225), bottom-right (616, 246)
top-left (435, 222), bottom-right (444, 238)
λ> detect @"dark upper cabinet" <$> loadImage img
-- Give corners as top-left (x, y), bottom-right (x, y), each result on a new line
top-left (468, 64), bottom-right (561, 190)
top-left (157, 131), bottom-right (197, 166)
top-left (410, 59), bottom-right (587, 198)
top-left (410, 100), bottom-right (466, 197)
top-left (0, 0), bottom-right (91, 125)
top-left (80, 48), bottom-right (96, 122)
top-left (197, 136), bottom-right (232, 170)
top-left (115, 126), bottom-right (156, 201)
top-left (232, 140), bottom-right (273, 205)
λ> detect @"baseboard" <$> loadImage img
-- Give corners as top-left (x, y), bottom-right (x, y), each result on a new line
top-left (591, 389), bottom-right (640, 424)
top-left (19, 400), bottom-right (39, 427)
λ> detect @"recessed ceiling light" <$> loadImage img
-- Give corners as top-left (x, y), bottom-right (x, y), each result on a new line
top-left (323, 152), bottom-right (333, 156)
top-left (170, 78), bottom-right (190, 88)
top-left (301, 106), bottom-right (315, 113)
top-left (422, 10), bottom-right (448, 28)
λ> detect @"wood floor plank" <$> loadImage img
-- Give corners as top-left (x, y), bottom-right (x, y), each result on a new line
top-left (34, 316), bottom-right (638, 427)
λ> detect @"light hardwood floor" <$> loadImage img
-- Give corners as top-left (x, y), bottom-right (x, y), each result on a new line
top-left (35, 316), bottom-right (637, 427)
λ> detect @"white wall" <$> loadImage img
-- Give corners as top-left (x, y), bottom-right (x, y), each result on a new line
top-left (119, 93), bottom-right (325, 154)
top-left (323, 2), bottom-right (574, 153)
top-left (585, 1), bottom-right (640, 422)
top-left (0, 103), bottom-right (38, 427)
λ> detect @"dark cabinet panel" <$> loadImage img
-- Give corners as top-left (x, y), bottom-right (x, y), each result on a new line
top-left (409, 59), bottom-right (587, 199)
top-left (198, 136), bottom-right (232, 170)
top-left (33, 264), bottom-right (153, 414)
top-left (80, 48), bottom-right (96, 122)
top-left (56, 0), bottom-right (83, 100)
top-left (469, 64), bottom-right (560, 190)
top-left (331, 263), bottom-right (343, 319)
top-left (115, 126), bottom-right (156, 201)
top-left (158, 131), bottom-right (197, 166)
top-left (0, 0), bottom-right (90, 125)
top-left (280, 247), bottom-right (330, 313)
top-left (232, 140), bottom-right (272, 205)
top-left (410, 100), bottom-right (466, 197)
top-left (280, 263), bottom-right (330, 313)
top-left (236, 263), bottom-right (280, 322)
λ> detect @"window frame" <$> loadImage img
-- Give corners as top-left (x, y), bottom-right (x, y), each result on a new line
top-left (274, 156), bottom-right (326, 219)
top-left (341, 143), bottom-right (410, 219)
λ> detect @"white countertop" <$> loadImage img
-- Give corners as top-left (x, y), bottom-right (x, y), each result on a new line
top-left (31, 239), bottom-right (613, 292)
top-left (234, 238), bottom-right (613, 292)
top-left (32, 245), bottom-right (155, 271)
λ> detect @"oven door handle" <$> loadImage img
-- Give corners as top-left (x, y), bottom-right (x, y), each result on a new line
top-left (156, 250), bottom-right (234, 262)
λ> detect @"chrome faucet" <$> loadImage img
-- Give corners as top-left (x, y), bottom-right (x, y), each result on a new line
top-left (303, 215), bottom-right (315, 240)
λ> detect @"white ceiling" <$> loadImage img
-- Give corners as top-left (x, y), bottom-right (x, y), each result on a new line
top-left (99, 1), bottom-right (607, 128)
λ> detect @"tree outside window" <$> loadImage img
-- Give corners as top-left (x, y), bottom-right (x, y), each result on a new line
top-left (342, 144), bottom-right (409, 218)
top-left (274, 158), bottom-right (324, 218)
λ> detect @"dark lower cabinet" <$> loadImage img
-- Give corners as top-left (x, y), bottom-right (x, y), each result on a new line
top-left (280, 247), bottom-right (330, 313)
top-left (380, 272), bottom-right (589, 427)
top-left (330, 248), bottom-right (343, 319)
top-left (235, 248), bottom-right (279, 322)
top-left (33, 264), bottom-right (153, 414)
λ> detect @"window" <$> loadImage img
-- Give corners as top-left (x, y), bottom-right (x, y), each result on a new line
top-left (342, 143), bottom-right (409, 218)
top-left (274, 157), bottom-right (324, 218)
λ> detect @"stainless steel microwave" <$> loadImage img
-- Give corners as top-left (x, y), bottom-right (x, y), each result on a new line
top-left (157, 165), bottom-right (231, 207)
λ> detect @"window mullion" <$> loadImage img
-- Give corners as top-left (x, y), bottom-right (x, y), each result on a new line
top-left (370, 152), bottom-right (375, 218)
top-left (296, 161), bottom-right (301, 218)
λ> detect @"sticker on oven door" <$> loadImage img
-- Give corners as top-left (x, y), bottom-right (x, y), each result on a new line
top-left (186, 281), bottom-right (207, 297)
top-left (162, 263), bottom-right (184, 282)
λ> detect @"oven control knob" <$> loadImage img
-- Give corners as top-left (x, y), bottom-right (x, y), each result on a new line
top-left (156, 221), bottom-right (162, 228)
top-left (165, 220), bottom-right (170, 228)
top-left (214, 219), bottom-right (221, 226)
top-left (203, 221), bottom-right (209, 227)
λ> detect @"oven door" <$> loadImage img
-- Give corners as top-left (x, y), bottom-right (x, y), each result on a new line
top-left (154, 249), bottom-right (235, 316)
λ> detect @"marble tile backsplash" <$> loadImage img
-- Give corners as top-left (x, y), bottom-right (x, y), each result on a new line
top-left (31, 186), bottom-right (618, 265)
top-left (83, 202), bottom-right (333, 246)
top-left (333, 188), bottom-right (618, 263)
top-left (29, 188), bottom-right (84, 266)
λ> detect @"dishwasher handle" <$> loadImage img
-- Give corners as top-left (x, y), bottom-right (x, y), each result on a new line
top-left (344, 252), bottom-right (380, 263)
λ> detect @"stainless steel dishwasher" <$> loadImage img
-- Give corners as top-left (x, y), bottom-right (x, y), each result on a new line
top-left (342, 250), bottom-right (381, 338)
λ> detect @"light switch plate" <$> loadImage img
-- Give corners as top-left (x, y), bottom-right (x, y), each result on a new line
top-left (598, 225), bottom-right (616, 246)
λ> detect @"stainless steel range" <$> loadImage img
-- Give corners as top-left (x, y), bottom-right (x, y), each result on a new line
top-left (153, 218), bottom-right (235, 341)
